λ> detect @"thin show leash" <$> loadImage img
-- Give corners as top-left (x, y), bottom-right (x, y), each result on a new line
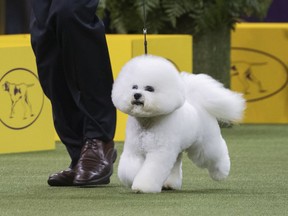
top-left (143, 0), bottom-right (148, 55)
top-left (142, 1), bottom-right (180, 71)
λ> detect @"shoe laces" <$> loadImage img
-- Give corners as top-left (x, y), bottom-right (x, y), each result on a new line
top-left (83, 139), bottom-right (98, 151)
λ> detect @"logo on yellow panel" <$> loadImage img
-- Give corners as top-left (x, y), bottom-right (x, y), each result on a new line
top-left (231, 47), bottom-right (288, 102)
top-left (0, 68), bottom-right (44, 129)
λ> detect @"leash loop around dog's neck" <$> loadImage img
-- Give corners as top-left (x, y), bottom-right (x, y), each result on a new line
top-left (143, 0), bottom-right (148, 55)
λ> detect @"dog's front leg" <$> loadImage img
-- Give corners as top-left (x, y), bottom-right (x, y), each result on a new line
top-left (118, 151), bottom-right (144, 188)
top-left (132, 151), bottom-right (178, 193)
top-left (10, 100), bottom-right (16, 118)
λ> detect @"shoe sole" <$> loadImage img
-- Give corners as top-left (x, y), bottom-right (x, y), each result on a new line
top-left (47, 179), bottom-right (75, 187)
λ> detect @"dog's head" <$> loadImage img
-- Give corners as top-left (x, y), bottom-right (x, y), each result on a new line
top-left (112, 55), bottom-right (185, 118)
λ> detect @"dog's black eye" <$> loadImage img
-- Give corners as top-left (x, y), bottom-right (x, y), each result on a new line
top-left (132, 85), bottom-right (138, 90)
top-left (145, 86), bottom-right (154, 92)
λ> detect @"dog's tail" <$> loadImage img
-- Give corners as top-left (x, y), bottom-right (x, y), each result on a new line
top-left (180, 72), bottom-right (246, 123)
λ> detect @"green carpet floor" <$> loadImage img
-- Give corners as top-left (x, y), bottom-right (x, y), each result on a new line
top-left (0, 125), bottom-right (287, 216)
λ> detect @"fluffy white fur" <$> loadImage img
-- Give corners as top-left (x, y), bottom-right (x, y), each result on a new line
top-left (112, 55), bottom-right (246, 193)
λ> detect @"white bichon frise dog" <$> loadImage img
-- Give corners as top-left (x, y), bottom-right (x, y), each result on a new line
top-left (112, 55), bottom-right (245, 193)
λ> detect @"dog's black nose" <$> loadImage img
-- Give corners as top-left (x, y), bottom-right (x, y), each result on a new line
top-left (134, 93), bottom-right (142, 100)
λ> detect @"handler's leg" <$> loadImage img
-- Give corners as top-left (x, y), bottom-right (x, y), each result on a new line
top-left (30, 0), bottom-right (84, 170)
top-left (48, 0), bottom-right (117, 185)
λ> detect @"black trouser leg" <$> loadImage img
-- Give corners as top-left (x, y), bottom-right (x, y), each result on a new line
top-left (30, 0), bottom-right (116, 167)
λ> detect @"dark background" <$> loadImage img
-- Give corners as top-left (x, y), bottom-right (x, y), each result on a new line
top-left (2, 0), bottom-right (288, 34)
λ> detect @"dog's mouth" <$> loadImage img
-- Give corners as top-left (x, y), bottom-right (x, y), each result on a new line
top-left (131, 100), bottom-right (144, 106)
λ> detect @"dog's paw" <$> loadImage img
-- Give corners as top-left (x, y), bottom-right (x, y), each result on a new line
top-left (162, 183), bottom-right (181, 191)
top-left (209, 169), bottom-right (229, 181)
top-left (131, 182), bottom-right (162, 193)
top-left (162, 184), bottom-right (181, 190)
top-left (163, 177), bottom-right (182, 190)
top-left (208, 158), bottom-right (230, 181)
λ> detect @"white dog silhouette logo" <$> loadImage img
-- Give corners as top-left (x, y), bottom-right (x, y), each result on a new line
top-left (0, 68), bottom-right (44, 130)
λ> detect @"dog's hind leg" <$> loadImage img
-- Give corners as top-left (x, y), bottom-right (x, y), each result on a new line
top-left (163, 153), bottom-right (183, 190)
top-left (21, 99), bottom-right (28, 119)
top-left (187, 136), bottom-right (230, 181)
top-left (206, 137), bottom-right (230, 181)
top-left (24, 93), bottom-right (34, 117)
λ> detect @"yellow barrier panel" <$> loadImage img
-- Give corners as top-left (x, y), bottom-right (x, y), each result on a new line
top-left (231, 23), bottom-right (288, 123)
top-left (0, 40), bottom-right (55, 154)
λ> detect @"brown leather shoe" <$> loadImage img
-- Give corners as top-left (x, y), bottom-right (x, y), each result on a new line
top-left (73, 139), bottom-right (117, 186)
top-left (47, 168), bottom-right (75, 186)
